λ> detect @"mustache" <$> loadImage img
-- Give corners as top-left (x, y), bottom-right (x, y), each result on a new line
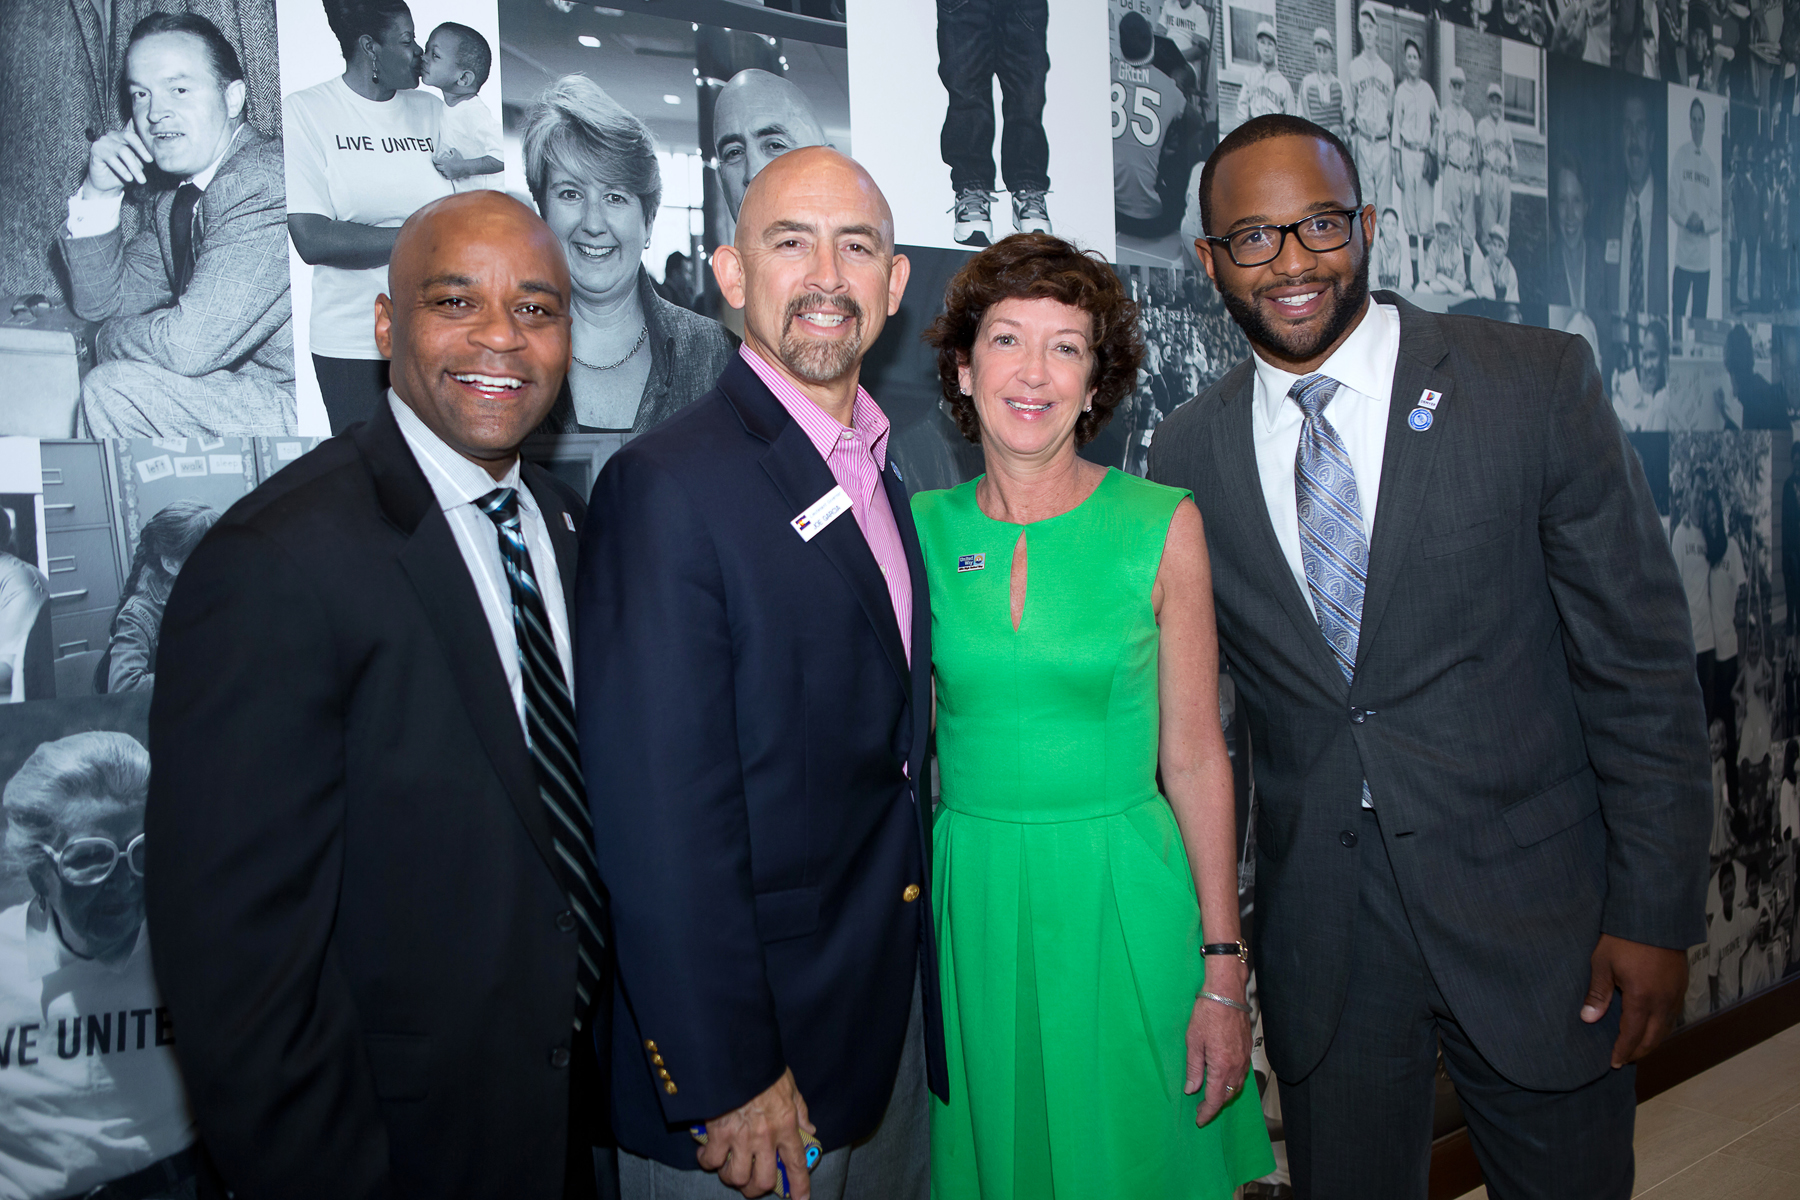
top-left (784, 292), bottom-right (863, 325)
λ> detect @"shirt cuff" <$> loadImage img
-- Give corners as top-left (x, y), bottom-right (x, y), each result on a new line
top-left (66, 188), bottom-right (124, 239)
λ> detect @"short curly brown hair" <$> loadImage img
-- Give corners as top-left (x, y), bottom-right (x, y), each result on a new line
top-left (924, 232), bottom-right (1143, 447)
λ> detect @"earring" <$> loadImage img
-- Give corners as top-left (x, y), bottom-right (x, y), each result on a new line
top-left (1083, 403), bottom-right (1093, 412)
top-left (371, 61), bottom-right (381, 86)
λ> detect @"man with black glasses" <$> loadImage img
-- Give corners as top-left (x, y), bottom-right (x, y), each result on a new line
top-left (1149, 114), bottom-right (1710, 1199)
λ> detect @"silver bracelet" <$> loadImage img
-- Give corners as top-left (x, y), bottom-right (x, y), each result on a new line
top-left (1200, 990), bottom-right (1252, 1015)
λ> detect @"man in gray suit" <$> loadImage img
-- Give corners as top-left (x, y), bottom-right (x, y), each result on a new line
top-left (1148, 114), bottom-right (1709, 1199)
top-left (60, 12), bottom-right (293, 437)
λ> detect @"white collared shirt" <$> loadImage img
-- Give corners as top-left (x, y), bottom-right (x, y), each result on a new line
top-left (389, 392), bottom-right (574, 730)
top-left (65, 123), bottom-right (244, 239)
top-left (1250, 298), bottom-right (1401, 614)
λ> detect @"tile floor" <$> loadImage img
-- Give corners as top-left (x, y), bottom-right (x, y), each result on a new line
top-left (1454, 1022), bottom-right (1800, 1199)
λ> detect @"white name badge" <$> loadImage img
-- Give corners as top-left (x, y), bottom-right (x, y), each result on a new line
top-left (791, 485), bottom-right (853, 542)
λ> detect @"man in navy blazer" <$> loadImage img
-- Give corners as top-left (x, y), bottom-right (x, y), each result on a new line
top-left (578, 148), bottom-right (944, 1200)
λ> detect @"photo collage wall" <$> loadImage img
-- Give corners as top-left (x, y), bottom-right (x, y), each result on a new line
top-left (0, 0), bottom-right (1795, 1192)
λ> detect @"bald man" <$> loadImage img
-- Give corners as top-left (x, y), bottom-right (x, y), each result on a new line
top-left (147, 192), bottom-right (613, 1200)
top-left (713, 68), bottom-right (827, 220)
top-left (580, 147), bottom-right (942, 1200)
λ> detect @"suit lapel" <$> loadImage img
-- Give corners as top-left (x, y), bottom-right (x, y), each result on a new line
top-left (1210, 365), bottom-right (1351, 696)
top-left (1356, 295), bottom-right (1452, 668)
top-left (523, 464), bottom-right (580, 620)
top-left (354, 407), bottom-right (562, 882)
top-left (759, 419), bottom-right (911, 693)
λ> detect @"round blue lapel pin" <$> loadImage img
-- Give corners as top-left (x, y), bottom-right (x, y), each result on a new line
top-left (1408, 407), bottom-right (1434, 432)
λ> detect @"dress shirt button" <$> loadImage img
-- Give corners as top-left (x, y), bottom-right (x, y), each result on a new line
top-left (1349, 708), bottom-right (1367, 724)
top-left (550, 1047), bottom-right (571, 1069)
top-left (555, 910), bottom-right (576, 933)
top-left (902, 884), bottom-right (921, 902)
top-left (665, 1081), bottom-right (679, 1095)
top-left (842, 430), bottom-right (854, 440)
top-left (1340, 830), bottom-right (1358, 848)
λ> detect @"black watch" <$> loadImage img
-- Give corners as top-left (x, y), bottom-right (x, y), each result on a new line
top-left (1202, 940), bottom-right (1250, 964)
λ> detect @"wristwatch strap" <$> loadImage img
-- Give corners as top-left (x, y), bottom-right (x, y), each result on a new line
top-left (1201, 940), bottom-right (1250, 963)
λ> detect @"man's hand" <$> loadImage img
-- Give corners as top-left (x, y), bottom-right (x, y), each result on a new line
top-left (86, 126), bottom-right (154, 197)
top-left (1580, 933), bottom-right (1688, 1068)
top-left (1185, 959), bottom-right (1252, 1128)
top-left (433, 147), bottom-right (469, 180)
top-left (696, 1068), bottom-right (817, 1199)
top-left (1688, 212), bottom-right (1708, 233)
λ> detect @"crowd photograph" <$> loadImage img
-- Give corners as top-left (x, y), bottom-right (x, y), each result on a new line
top-left (1, 0), bottom-right (1799, 1197)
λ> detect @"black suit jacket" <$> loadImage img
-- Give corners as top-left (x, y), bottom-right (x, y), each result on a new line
top-left (145, 400), bottom-right (602, 1199)
top-left (1148, 295), bottom-right (1709, 1090)
top-left (578, 355), bottom-right (947, 1165)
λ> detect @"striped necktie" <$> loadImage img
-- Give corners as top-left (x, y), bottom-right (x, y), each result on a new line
top-left (1291, 374), bottom-right (1368, 684)
top-left (478, 487), bottom-right (608, 1031)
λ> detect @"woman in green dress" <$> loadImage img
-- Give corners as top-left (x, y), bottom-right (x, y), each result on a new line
top-left (914, 233), bottom-right (1274, 1198)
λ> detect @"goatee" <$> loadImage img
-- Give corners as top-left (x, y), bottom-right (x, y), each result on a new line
top-left (1220, 250), bottom-right (1371, 369)
top-left (778, 293), bottom-right (865, 384)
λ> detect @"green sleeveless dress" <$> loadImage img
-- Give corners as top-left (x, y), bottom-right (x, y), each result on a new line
top-left (913, 469), bottom-right (1274, 1200)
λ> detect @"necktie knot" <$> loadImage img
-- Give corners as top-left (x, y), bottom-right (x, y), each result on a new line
top-left (477, 486), bottom-right (519, 529)
top-left (1289, 373), bottom-right (1342, 420)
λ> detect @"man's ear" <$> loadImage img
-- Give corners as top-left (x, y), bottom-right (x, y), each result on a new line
top-left (373, 293), bottom-right (394, 358)
top-left (886, 252), bottom-right (911, 315)
top-left (712, 244), bottom-right (746, 310)
top-left (458, 68), bottom-right (476, 92)
top-left (225, 79), bottom-right (247, 122)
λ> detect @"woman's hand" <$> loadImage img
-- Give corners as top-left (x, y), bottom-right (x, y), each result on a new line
top-left (1184, 963), bottom-right (1252, 1127)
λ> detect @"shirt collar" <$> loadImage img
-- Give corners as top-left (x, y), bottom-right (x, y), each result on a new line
top-left (739, 344), bottom-right (890, 469)
top-left (388, 390), bottom-right (527, 515)
top-left (1251, 297), bottom-right (1399, 423)
top-left (187, 123), bottom-right (244, 191)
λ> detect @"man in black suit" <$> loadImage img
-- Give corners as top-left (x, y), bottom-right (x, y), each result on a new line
top-left (145, 191), bottom-right (610, 1199)
top-left (579, 147), bottom-right (942, 1200)
top-left (1149, 115), bottom-right (1709, 1198)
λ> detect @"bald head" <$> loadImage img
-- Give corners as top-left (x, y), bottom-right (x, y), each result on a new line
top-left (714, 68), bottom-right (827, 219)
top-left (735, 146), bottom-right (894, 255)
top-left (377, 191), bottom-right (573, 478)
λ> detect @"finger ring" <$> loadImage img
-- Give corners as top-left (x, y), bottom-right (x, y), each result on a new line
top-left (1224, 1083), bottom-right (1237, 1093)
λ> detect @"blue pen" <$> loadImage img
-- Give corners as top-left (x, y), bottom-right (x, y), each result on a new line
top-left (690, 1125), bottom-right (822, 1198)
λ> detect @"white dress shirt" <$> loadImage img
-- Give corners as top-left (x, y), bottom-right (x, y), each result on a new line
top-left (390, 392), bottom-right (575, 729)
top-left (1251, 298), bottom-right (1401, 613)
top-left (1251, 299), bottom-right (1399, 809)
top-left (65, 124), bottom-right (243, 239)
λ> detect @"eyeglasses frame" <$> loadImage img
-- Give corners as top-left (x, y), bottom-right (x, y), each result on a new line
top-left (1199, 207), bottom-right (1368, 268)
top-left (37, 832), bottom-right (147, 887)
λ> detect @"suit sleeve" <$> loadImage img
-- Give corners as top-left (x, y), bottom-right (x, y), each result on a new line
top-left (146, 523), bottom-right (393, 1200)
top-left (1536, 333), bottom-right (1712, 950)
top-left (577, 450), bottom-right (785, 1124)
top-left (94, 155), bottom-right (291, 377)
top-left (61, 217), bottom-right (169, 325)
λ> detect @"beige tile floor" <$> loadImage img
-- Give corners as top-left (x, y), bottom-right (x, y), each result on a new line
top-left (1454, 1023), bottom-right (1800, 1199)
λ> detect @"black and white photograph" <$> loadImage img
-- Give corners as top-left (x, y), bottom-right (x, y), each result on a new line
top-left (1547, 53), bottom-right (1668, 396)
top-left (850, 0), bottom-right (1116, 256)
top-left (0, 440), bottom-right (51, 709)
top-left (1670, 83), bottom-right (1728, 329)
top-left (496, 1), bottom-right (844, 436)
top-left (1115, 263), bottom-right (1247, 473)
top-left (1110, 0), bottom-right (1227, 269)
top-left (1550, 0), bottom-right (1613, 66)
top-left (0, 0), bottom-right (293, 440)
top-left (278, 0), bottom-right (501, 435)
top-left (0, 693), bottom-right (196, 1200)
top-left (1718, 7), bottom-right (1799, 321)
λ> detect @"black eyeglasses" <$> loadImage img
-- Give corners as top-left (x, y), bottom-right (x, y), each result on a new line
top-left (1201, 209), bottom-right (1363, 268)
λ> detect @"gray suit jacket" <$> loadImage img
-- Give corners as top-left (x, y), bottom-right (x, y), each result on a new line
top-left (1147, 294), bottom-right (1709, 1091)
top-left (61, 127), bottom-right (293, 391)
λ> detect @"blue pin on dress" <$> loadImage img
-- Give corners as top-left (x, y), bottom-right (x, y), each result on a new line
top-left (689, 1125), bottom-right (823, 1198)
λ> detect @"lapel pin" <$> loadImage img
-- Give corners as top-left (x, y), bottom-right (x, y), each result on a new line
top-left (563, 511), bottom-right (576, 532)
top-left (892, 460), bottom-right (904, 482)
top-left (957, 553), bottom-right (986, 572)
top-left (1418, 389), bottom-right (1442, 410)
top-left (1408, 408), bottom-right (1434, 432)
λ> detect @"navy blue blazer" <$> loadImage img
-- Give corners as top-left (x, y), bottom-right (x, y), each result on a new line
top-left (577, 355), bottom-right (947, 1165)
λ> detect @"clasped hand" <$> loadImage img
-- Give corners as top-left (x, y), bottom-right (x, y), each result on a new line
top-left (697, 1067), bottom-right (817, 1199)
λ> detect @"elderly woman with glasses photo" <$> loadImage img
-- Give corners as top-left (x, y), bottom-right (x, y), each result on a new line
top-left (520, 74), bottom-right (736, 435)
top-left (0, 730), bottom-right (195, 1199)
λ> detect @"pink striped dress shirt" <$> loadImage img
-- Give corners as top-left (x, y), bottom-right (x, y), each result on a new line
top-left (740, 345), bottom-right (912, 665)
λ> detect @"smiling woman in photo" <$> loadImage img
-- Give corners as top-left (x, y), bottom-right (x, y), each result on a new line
top-left (520, 74), bottom-right (734, 434)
